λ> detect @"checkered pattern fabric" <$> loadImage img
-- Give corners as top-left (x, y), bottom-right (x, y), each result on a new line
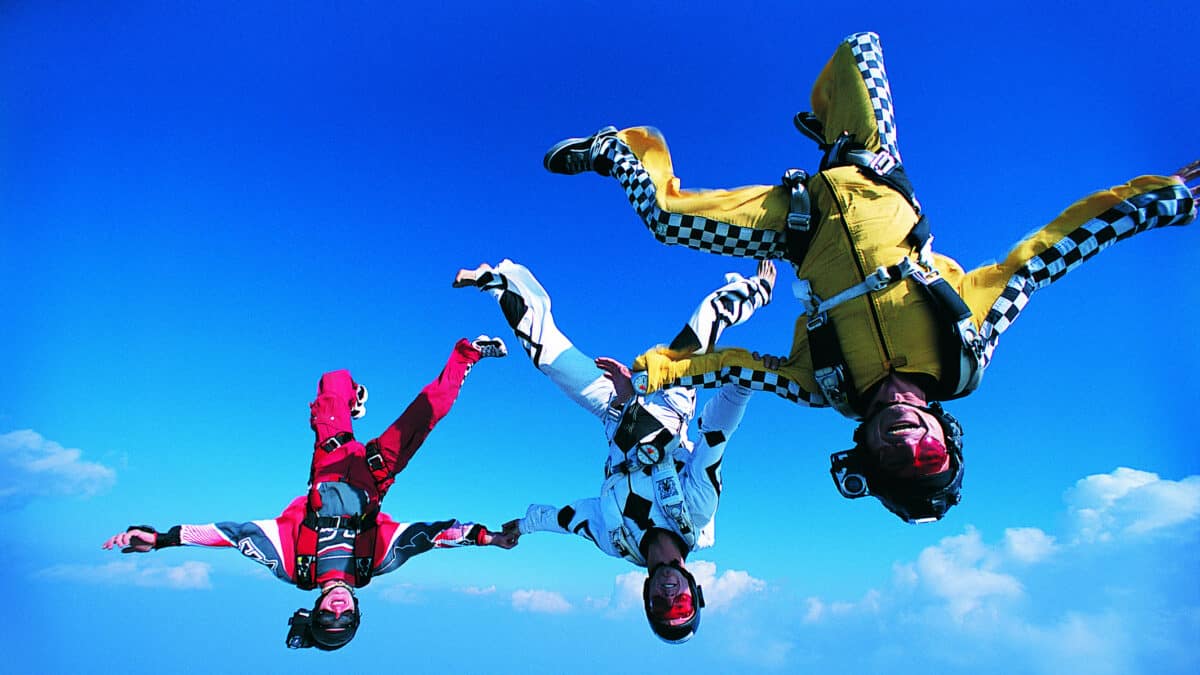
top-left (673, 366), bottom-right (824, 408)
top-left (978, 184), bottom-right (1194, 365)
top-left (846, 31), bottom-right (901, 162)
top-left (606, 139), bottom-right (788, 260)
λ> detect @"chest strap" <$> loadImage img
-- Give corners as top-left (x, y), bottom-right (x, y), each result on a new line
top-left (795, 258), bottom-right (985, 417)
top-left (294, 505), bottom-right (380, 590)
top-left (782, 169), bottom-right (816, 266)
top-left (320, 431), bottom-right (354, 452)
top-left (602, 456), bottom-right (696, 565)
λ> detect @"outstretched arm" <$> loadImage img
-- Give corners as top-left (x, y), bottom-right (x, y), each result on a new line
top-left (667, 260), bottom-right (776, 356)
top-left (102, 526), bottom-right (170, 553)
top-left (373, 518), bottom-right (515, 576)
top-left (102, 499), bottom-right (306, 584)
top-left (502, 499), bottom-right (617, 557)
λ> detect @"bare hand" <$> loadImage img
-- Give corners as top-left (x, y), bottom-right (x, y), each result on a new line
top-left (102, 528), bottom-right (157, 554)
top-left (755, 260), bottom-right (777, 299)
top-left (752, 351), bottom-right (784, 370)
top-left (486, 529), bottom-right (520, 549)
top-left (595, 357), bottom-right (635, 405)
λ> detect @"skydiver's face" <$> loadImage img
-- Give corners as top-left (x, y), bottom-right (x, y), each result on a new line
top-left (646, 565), bottom-right (696, 626)
top-left (317, 583), bottom-right (356, 619)
top-left (859, 404), bottom-right (950, 479)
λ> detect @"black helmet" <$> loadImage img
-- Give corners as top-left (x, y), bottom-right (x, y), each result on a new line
top-left (285, 586), bottom-right (361, 651)
top-left (643, 562), bottom-right (706, 644)
top-left (829, 402), bottom-right (964, 523)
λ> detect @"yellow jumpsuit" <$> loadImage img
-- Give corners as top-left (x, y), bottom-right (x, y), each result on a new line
top-left (597, 33), bottom-right (1196, 415)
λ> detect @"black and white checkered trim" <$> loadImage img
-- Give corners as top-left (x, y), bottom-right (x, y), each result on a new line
top-left (845, 31), bottom-right (901, 162)
top-left (978, 184), bottom-right (1194, 365)
top-left (606, 139), bottom-right (787, 260)
top-left (672, 366), bottom-right (824, 407)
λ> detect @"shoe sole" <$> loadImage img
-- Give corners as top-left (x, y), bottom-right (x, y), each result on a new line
top-left (543, 126), bottom-right (618, 172)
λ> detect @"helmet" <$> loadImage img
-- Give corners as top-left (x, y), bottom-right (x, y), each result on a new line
top-left (285, 585), bottom-right (361, 651)
top-left (643, 562), bottom-right (706, 644)
top-left (829, 402), bottom-right (964, 523)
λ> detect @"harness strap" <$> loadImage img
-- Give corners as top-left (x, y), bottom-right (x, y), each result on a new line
top-left (602, 452), bottom-right (697, 565)
top-left (794, 259), bottom-right (918, 318)
top-left (320, 431), bottom-right (354, 452)
top-left (294, 495), bottom-right (380, 589)
top-left (601, 484), bottom-right (644, 565)
top-left (294, 521), bottom-right (320, 590)
top-left (782, 169), bottom-right (817, 266)
top-left (806, 313), bottom-right (861, 418)
top-left (302, 512), bottom-right (378, 531)
top-left (650, 460), bottom-right (694, 544)
top-left (797, 256), bottom-right (985, 415)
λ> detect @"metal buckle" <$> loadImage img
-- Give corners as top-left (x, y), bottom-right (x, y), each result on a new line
top-left (366, 453), bottom-right (384, 471)
top-left (786, 211), bottom-right (811, 230)
top-left (814, 365), bottom-right (848, 406)
top-left (806, 311), bottom-right (828, 332)
top-left (865, 266), bottom-right (893, 292)
top-left (867, 150), bottom-right (897, 175)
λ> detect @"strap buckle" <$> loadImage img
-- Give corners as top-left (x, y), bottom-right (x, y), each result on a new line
top-left (320, 432), bottom-right (353, 452)
top-left (813, 365), bottom-right (850, 407)
top-left (865, 266), bottom-right (894, 292)
top-left (806, 311), bottom-right (828, 332)
top-left (366, 451), bottom-right (385, 472)
top-left (867, 149), bottom-right (897, 175)
top-left (782, 169), bottom-right (812, 232)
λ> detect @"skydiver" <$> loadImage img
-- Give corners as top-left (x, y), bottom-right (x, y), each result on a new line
top-left (540, 31), bottom-right (1199, 524)
top-left (452, 258), bottom-right (775, 643)
top-left (102, 336), bottom-right (517, 651)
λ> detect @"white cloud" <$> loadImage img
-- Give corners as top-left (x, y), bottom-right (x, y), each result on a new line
top-left (511, 589), bottom-right (571, 614)
top-left (611, 570), bottom-right (644, 612)
top-left (1066, 468), bottom-right (1200, 543)
top-left (1004, 527), bottom-right (1057, 563)
top-left (457, 585), bottom-right (496, 595)
top-left (913, 527), bottom-right (1023, 619)
top-left (802, 590), bottom-right (880, 624)
top-left (0, 430), bottom-right (116, 506)
top-left (380, 583), bottom-right (424, 604)
top-left (607, 560), bottom-right (766, 617)
top-left (39, 559), bottom-right (211, 590)
top-left (687, 560), bottom-right (767, 612)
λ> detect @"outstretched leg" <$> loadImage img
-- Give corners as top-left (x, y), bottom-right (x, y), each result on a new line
top-left (546, 126), bottom-right (792, 260)
top-left (366, 337), bottom-right (503, 496)
top-left (971, 167), bottom-right (1198, 368)
top-left (454, 260), bottom-right (615, 420)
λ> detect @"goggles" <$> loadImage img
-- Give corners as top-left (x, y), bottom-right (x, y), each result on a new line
top-left (650, 590), bottom-right (696, 622)
top-left (830, 402), bottom-right (964, 523)
top-left (875, 429), bottom-right (949, 476)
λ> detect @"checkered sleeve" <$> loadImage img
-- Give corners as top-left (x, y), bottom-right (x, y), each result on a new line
top-left (604, 138), bottom-right (789, 260)
top-left (974, 178), bottom-right (1195, 366)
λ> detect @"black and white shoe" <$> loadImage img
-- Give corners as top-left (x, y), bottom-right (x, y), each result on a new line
top-left (543, 126), bottom-right (618, 175)
top-left (351, 383), bottom-right (368, 419)
top-left (471, 335), bottom-right (508, 359)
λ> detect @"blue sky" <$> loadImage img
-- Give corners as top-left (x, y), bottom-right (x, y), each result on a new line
top-left (3, 2), bottom-right (1198, 673)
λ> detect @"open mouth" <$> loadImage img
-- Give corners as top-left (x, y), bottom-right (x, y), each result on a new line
top-left (885, 420), bottom-right (921, 438)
